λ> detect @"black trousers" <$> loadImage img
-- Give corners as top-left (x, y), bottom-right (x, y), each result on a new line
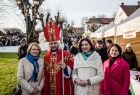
top-left (128, 90), bottom-right (132, 95)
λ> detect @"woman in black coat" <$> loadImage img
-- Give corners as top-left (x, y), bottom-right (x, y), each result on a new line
top-left (122, 43), bottom-right (138, 70)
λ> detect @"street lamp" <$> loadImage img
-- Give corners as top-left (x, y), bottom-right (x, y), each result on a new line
top-left (16, 0), bottom-right (44, 44)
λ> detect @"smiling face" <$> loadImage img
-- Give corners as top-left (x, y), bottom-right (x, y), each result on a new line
top-left (30, 45), bottom-right (40, 57)
top-left (81, 40), bottom-right (91, 52)
top-left (109, 46), bottom-right (119, 58)
top-left (49, 41), bottom-right (59, 52)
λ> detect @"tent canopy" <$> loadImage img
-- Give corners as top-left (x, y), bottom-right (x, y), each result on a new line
top-left (91, 8), bottom-right (140, 38)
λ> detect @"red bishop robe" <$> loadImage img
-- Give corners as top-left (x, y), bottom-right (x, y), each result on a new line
top-left (43, 49), bottom-right (74, 95)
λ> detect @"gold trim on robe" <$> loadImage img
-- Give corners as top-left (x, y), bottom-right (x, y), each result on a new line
top-left (47, 52), bottom-right (61, 95)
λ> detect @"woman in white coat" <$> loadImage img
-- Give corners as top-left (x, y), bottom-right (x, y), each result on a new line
top-left (73, 38), bottom-right (104, 95)
top-left (17, 42), bottom-right (44, 95)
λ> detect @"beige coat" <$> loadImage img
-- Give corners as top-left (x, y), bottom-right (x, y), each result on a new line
top-left (73, 51), bottom-right (104, 95)
top-left (17, 57), bottom-right (44, 95)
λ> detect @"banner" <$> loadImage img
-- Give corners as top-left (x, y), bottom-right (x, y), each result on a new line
top-left (123, 30), bottom-right (136, 39)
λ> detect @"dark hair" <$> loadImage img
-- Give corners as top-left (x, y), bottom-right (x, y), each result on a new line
top-left (78, 38), bottom-right (94, 52)
top-left (96, 40), bottom-right (104, 44)
top-left (106, 40), bottom-right (113, 44)
top-left (108, 44), bottom-right (122, 57)
top-left (20, 39), bottom-right (26, 44)
top-left (102, 38), bottom-right (105, 41)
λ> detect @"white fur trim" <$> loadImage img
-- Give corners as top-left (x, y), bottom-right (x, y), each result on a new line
top-left (63, 65), bottom-right (71, 78)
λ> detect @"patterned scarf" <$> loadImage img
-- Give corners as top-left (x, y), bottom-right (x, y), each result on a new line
top-left (26, 53), bottom-right (39, 81)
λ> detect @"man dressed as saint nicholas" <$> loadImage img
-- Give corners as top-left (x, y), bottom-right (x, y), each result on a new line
top-left (43, 18), bottom-right (74, 95)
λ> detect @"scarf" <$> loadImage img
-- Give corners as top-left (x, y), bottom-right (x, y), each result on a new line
top-left (109, 56), bottom-right (119, 67)
top-left (82, 51), bottom-right (93, 61)
top-left (26, 53), bottom-right (39, 81)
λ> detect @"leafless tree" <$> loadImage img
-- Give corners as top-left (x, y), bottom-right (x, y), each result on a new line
top-left (81, 17), bottom-right (88, 27)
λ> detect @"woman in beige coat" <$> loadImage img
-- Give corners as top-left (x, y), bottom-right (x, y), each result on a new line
top-left (73, 38), bottom-right (104, 95)
top-left (17, 42), bottom-right (44, 95)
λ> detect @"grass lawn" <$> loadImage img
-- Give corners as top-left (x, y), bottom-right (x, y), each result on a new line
top-left (0, 53), bottom-right (18, 95)
top-left (0, 52), bottom-right (46, 95)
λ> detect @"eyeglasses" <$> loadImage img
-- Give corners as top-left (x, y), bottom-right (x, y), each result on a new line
top-left (31, 49), bottom-right (39, 51)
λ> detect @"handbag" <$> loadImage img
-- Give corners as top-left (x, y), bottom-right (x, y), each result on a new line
top-left (13, 77), bottom-right (32, 95)
top-left (12, 83), bottom-right (22, 95)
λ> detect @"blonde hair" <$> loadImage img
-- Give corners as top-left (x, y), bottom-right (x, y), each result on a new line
top-left (27, 42), bottom-right (41, 55)
top-left (125, 43), bottom-right (132, 48)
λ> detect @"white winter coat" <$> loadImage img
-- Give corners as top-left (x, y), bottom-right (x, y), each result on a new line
top-left (73, 51), bottom-right (104, 95)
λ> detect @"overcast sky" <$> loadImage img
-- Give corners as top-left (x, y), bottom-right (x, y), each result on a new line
top-left (40, 0), bottom-right (139, 27)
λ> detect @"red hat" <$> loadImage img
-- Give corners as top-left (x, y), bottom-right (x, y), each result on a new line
top-left (44, 22), bottom-right (61, 42)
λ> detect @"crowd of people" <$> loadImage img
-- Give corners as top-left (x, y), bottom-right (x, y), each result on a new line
top-left (0, 37), bottom-right (23, 46)
top-left (16, 36), bottom-right (138, 95)
top-left (16, 20), bottom-right (138, 95)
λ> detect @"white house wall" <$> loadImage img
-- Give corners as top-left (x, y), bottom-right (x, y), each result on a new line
top-left (100, 16), bottom-right (140, 38)
top-left (91, 22), bottom-right (115, 38)
top-left (92, 6), bottom-right (140, 39)
top-left (114, 7), bottom-right (128, 24)
top-left (117, 16), bottom-right (140, 36)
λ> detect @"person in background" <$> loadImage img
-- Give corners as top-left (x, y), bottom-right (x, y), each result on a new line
top-left (70, 42), bottom-right (79, 56)
top-left (102, 38), bottom-right (107, 48)
top-left (91, 39), bottom-right (96, 48)
top-left (73, 38), bottom-right (103, 95)
top-left (63, 39), bottom-right (68, 51)
top-left (100, 44), bottom-right (130, 95)
top-left (95, 40), bottom-right (108, 63)
top-left (106, 39), bottom-right (113, 55)
top-left (106, 39), bottom-right (113, 49)
top-left (17, 42), bottom-right (44, 95)
top-left (68, 37), bottom-right (72, 50)
top-left (17, 39), bottom-right (28, 59)
top-left (122, 43), bottom-right (138, 70)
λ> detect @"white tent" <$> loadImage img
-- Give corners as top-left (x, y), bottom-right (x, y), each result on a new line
top-left (117, 8), bottom-right (140, 39)
top-left (91, 8), bottom-right (140, 39)
top-left (119, 8), bottom-right (140, 25)
top-left (83, 30), bottom-right (93, 37)
top-left (90, 22), bottom-right (115, 38)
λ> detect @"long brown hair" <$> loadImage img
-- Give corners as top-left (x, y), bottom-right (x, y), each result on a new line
top-left (108, 44), bottom-right (122, 57)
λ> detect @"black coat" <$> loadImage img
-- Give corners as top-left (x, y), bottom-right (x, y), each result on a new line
top-left (70, 46), bottom-right (78, 56)
top-left (95, 48), bottom-right (108, 63)
top-left (18, 45), bottom-right (28, 59)
top-left (122, 50), bottom-right (138, 69)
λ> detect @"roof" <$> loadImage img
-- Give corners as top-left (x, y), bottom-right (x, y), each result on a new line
top-left (120, 4), bottom-right (140, 16)
top-left (118, 8), bottom-right (140, 25)
top-left (86, 18), bottom-right (114, 24)
top-left (73, 27), bottom-right (84, 32)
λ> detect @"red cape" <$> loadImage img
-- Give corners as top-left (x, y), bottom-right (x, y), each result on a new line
top-left (43, 50), bottom-right (74, 95)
